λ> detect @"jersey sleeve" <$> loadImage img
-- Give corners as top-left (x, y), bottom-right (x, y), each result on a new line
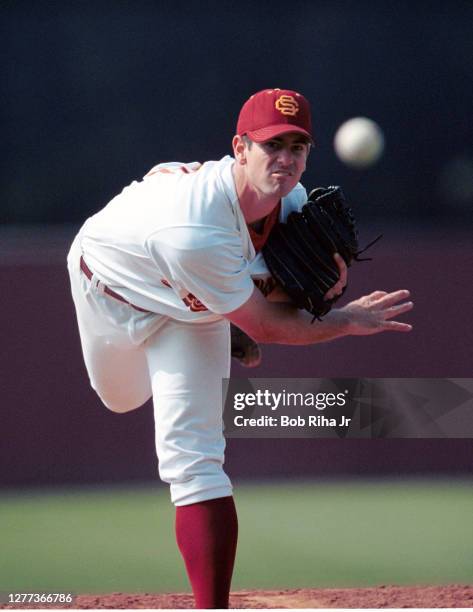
top-left (145, 227), bottom-right (255, 315)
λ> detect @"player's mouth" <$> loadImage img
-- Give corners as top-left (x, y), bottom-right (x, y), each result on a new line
top-left (271, 170), bottom-right (293, 177)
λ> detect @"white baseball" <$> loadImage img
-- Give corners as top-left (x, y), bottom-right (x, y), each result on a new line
top-left (334, 117), bottom-right (385, 168)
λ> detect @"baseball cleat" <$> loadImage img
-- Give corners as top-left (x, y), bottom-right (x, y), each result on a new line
top-left (230, 324), bottom-right (262, 368)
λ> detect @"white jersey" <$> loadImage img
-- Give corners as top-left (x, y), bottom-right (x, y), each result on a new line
top-left (79, 155), bottom-right (307, 322)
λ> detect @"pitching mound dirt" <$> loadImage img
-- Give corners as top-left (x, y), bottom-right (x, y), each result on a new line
top-left (1, 585), bottom-right (473, 609)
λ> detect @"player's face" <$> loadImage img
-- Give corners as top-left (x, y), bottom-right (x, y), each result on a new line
top-left (244, 133), bottom-right (310, 198)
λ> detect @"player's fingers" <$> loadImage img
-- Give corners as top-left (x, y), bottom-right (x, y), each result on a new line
top-left (382, 320), bottom-right (413, 332)
top-left (324, 283), bottom-right (342, 300)
top-left (368, 290), bottom-right (388, 300)
top-left (333, 253), bottom-right (348, 288)
top-left (324, 254), bottom-right (347, 300)
top-left (324, 287), bottom-right (337, 300)
top-left (325, 283), bottom-right (344, 300)
top-left (375, 289), bottom-right (411, 308)
top-left (382, 301), bottom-right (414, 319)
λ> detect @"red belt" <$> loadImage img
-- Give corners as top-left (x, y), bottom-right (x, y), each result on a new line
top-left (80, 256), bottom-right (151, 313)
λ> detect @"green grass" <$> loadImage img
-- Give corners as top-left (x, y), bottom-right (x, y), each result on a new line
top-left (0, 480), bottom-right (472, 594)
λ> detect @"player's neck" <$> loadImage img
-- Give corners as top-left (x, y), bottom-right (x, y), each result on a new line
top-left (232, 163), bottom-right (280, 224)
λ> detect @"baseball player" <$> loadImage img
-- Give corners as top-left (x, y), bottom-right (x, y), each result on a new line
top-left (67, 88), bottom-right (413, 608)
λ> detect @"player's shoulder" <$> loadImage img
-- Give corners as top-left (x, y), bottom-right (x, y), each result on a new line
top-left (143, 156), bottom-right (235, 210)
top-left (187, 155), bottom-right (235, 193)
top-left (143, 160), bottom-right (204, 178)
top-left (144, 155), bottom-right (238, 247)
top-left (143, 156), bottom-right (233, 182)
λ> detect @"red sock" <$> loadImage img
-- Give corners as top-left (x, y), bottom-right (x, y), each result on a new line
top-left (175, 496), bottom-right (238, 609)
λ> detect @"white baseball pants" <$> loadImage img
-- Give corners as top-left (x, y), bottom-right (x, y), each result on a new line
top-left (67, 235), bottom-right (233, 506)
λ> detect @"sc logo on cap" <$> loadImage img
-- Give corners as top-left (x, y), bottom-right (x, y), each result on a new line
top-left (275, 95), bottom-right (299, 116)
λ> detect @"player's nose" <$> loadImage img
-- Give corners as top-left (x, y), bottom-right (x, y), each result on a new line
top-left (276, 147), bottom-right (294, 166)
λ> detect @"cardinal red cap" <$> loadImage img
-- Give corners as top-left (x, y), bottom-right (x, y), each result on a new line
top-left (236, 88), bottom-right (314, 143)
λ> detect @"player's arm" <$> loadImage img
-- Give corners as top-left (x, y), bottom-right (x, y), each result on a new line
top-left (225, 284), bottom-right (413, 346)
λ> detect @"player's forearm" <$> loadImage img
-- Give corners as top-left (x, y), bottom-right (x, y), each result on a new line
top-left (257, 302), bottom-right (350, 345)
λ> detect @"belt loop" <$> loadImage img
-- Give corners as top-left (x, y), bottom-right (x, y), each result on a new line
top-left (79, 255), bottom-right (151, 314)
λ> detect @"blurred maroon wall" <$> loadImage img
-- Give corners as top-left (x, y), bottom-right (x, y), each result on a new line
top-left (1, 227), bottom-right (472, 487)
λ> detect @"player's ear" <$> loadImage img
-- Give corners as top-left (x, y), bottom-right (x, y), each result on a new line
top-left (232, 135), bottom-right (247, 165)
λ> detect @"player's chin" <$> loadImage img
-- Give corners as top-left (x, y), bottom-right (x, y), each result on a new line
top-left (268, 176), bottom-right (298, 197)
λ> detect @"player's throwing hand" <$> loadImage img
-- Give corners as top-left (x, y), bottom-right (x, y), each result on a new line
top-left (340, 289), bottom-right (413, 335)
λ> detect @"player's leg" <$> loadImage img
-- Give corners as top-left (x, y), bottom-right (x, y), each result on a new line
top-left (145, 318), bottom-right (237, 608)
top-left (175, 496), bottom-right (238, 609)
top-left (73, 314), bottom-right (152, 412)
top-left (67, 237), bottom-right (157, 412)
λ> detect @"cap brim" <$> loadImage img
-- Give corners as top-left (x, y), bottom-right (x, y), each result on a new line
top-left (246, 124), bottom-right (314, 144)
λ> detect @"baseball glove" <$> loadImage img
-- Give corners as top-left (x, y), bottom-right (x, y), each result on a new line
top-left (262, 186), bottom-right (379, 320)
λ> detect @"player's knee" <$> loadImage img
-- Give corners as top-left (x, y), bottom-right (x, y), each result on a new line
top-left (93, 388), bottom-right (147, 413)
top-left (101, 397), bottom-right (142, 413)
top-left (102, 400), bottom-right (141, 413)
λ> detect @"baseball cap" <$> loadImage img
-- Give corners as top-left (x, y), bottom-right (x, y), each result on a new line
top-left (236, 88), bottom-right (314, 143)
